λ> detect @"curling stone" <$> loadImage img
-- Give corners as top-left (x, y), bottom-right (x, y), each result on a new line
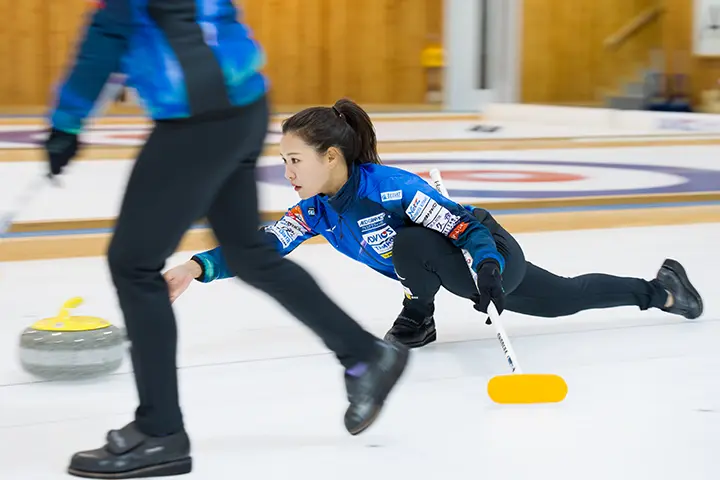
top-left (18, 297), bottom-right (126, 380)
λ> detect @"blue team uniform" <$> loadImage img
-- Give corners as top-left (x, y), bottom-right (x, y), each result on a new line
top-left (49, 0), bottom-right (268, 134)
top-left (192, 163), bottom-right (505, 283)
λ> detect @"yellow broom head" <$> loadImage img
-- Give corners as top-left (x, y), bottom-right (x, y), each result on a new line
top-left (488, 373), bottom-right (568, 404)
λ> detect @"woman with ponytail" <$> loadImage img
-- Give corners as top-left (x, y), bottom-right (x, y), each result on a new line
top-left (165, 98), bottom-right (703, 349)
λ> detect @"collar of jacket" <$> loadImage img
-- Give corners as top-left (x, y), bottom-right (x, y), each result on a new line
top-left (325, 162), bottom-right (360, 215)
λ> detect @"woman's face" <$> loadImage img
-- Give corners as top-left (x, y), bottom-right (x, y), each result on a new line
top-left (280, 132), bottom-right (334, 199)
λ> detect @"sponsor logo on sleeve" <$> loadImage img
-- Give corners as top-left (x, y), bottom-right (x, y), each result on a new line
top-left (405, 191), bottom-right (431, 221)
top-left (405, 191), bottom-right (460, 234)
top-left (380, 190), bottom-right (403, 202)
top-left (287, 205), bottom-right (311, 231)
top-left (426, 210), bottom-right (461, 235)
top-left (448, 222), bottom-right (469, 240)
top-left (265, 212), bottom-right (310, 248)
top-left (265, 224), bottom-right (294, 248)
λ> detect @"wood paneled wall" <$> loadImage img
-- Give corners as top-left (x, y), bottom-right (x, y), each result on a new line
top-left (521, 0), bottom-right (663, 105)
top-left (0, 0), bottom-right (97, 108)
top-left (240, 0), bottom-right (443, 106)
top-left (662, 0), bottom-right (720, 103)
top-left (0, 0), bottom-right (442, 108)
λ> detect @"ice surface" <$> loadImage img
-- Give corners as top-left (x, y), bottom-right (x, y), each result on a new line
top-left (0, 224), bottom-right (718, 479)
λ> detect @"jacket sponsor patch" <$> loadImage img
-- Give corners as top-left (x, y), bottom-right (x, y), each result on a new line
top-left (405, 191), bottom-right (431, 221)
top-left (357, 213), bottom-right (386, 231)
top-left (449, 222), bottom-right (469, 240)
top-left (265, 213), bottom-right (310, 248)
top-left (427, 210), bottom-right (461, 235)
top-left (380, 190), bottom-right (403, 202)
top-left (288, 205), bottom-right (311, 231)
top-left (405, 191), bottom-right (460, 234)
top-left (362, 224), bottom-right (396, 255)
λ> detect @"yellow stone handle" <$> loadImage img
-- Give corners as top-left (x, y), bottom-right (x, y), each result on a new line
top-left (57, 297), bottom-right (84, 321)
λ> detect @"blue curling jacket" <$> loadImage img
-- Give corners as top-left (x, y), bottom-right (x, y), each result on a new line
top-left (49, 0), bottom-right (268, 134)
top-left (192, 163), bottom-right (505, 283)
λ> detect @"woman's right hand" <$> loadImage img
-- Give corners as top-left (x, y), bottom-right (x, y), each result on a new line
top-left (164, 261), bottom-right (202, 303)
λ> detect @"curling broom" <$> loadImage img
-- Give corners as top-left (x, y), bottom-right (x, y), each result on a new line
top-left (429, 168), bottom-right (568, 404)
top-left (1, 74), bottom-right (126, 240)
top-left (0, 173), bottom-right (56, 239)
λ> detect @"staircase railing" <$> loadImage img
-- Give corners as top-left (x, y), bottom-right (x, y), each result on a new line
top-left (604, 5), bottom-right (665, 51)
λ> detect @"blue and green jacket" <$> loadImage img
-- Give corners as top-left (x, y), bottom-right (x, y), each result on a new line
top-left (193, 163), bottom-right (504, 283)
top-left (49, 0), bottom-right (268, 134)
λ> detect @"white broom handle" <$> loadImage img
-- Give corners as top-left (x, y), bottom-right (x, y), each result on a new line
top-left (1, 76), bottom-right (122, 239)
top-left (0, 174), bottom-right (55, 238)
top-left (428, 168), bottom-right (522, 373)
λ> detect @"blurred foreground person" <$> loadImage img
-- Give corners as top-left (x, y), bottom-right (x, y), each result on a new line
top-left (45, 2), bottom-right (409, 478)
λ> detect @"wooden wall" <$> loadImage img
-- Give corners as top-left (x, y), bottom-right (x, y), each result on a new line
top-left (4, 1), bottom-right (718, 111)
top-left (521, 0), bottom-right (663, 105)
top-left (0, 0), bottom-right (442, 109)
top-left (662, 0), bottom-right (720, 104)
top-left (0, 0), bottom-right (97, 108)
top-left (520, 0), bottom-right (720, 106)
top-left (240, 0), bottom-right (443, 106)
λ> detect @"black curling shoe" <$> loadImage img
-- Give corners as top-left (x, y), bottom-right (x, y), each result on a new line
top-left (384, 310), bottom-right (437, 348)
top-left (67, 422), bottom-right (192, 478)
top-left (655, 258), bottom-right (703, 320)
top-left (343, 340), bottom-right (410, 435)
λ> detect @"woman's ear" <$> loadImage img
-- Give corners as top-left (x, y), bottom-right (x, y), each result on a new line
top-left (325, 146), bottom-right (341, 166)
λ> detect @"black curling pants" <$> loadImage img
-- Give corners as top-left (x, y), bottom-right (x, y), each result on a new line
top-left (391, 208), bottom-right (669, 320)
top-left (107, 96), bottom-right (378, 437)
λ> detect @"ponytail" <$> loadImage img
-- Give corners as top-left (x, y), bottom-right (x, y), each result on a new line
top-left (281, 98), bottom-right (381, 168)
top-left (331, 99), bottom-right (381, 165)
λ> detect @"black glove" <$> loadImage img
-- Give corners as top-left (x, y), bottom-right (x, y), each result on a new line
top-left (472, 259), bottom-right (505, 318)
top-left (44, 128), bottom-right (80, 176)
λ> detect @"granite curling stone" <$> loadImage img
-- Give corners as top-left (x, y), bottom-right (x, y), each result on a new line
top-left (18, 297), bottom-right (126, 380)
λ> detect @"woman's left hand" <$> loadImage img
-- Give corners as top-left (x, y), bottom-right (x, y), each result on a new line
top-left (473, 259), bottom-right (505, 315)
